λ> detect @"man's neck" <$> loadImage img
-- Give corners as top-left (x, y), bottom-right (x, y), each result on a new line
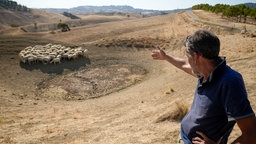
top-left (200, 59), bottom-right (216, 82)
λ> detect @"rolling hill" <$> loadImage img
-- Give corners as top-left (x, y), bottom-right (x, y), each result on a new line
top-left (0, 7), bottom-right (70, 31)
top-left (0, 1), bottom-right (256, 143)
top-left (42, 5), bottom-right (191, 16)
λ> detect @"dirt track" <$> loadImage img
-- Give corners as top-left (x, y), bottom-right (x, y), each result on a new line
top-left (0, 11), bottom-right (256, 143)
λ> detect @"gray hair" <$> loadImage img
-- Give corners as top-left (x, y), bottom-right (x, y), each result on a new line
top-left (184, 30), bottom-right (220, 59)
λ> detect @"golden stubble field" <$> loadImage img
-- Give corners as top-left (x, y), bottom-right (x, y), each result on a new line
top-left (0, 10), bottom-right (256, 143)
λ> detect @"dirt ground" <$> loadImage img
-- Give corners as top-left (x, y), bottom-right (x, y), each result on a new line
top-left (0, 10), bottom-right (256, 143)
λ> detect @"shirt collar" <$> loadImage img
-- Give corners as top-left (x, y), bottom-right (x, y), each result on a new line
top-left (199, 57), bottom-right (226, 84)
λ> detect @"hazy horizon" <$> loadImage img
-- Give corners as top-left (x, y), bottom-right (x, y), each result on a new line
top-left (14, 0), bottom-right (256, 11)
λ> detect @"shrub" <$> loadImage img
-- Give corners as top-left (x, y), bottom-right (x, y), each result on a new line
top-left (63, 12), bottom-right (80, 19)
top-left (57, 22), bottom-right (70, 32)
top-left (155, 101), bottom-right (188, 123)
top-left (20, 27), bottom-right (27, 32)
top-left (10, 24), bottom-right (19, 27)
top-left (171, 102), bottom-right (189, 121)
top-left (49, 30), bottom-right (56, 34)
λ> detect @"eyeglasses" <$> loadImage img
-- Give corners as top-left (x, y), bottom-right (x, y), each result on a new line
top-left (183, 35), bottom-right (191, 47)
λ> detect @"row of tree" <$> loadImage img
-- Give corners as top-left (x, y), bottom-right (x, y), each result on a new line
top-left (63, 12), bottom-right (80, 19)
top-left (0, 0), bottom-right (30, 12)
top-left (192, 4), bottom-right (256, 23)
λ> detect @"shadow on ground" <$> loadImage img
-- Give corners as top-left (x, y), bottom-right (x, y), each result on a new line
top-left (20, 57), bottom-right (91, 74)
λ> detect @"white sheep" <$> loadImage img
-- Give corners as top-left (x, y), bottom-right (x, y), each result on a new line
top-left (24, 46), bottom-right (32, 51)
top-left (19, 44), bottom-right (89, 64)
top-left (19, 53), bottom-right (27, 63)
top-left (25, 54), bottom-right (37, 64)
top-left (37, 55), bottom-right (45, 63)
top-left (62, 53), bottom-right (69, 59)
top-left (75, 49), bottom-right (83, 57)
top-left (68, 53), bottom-right (78, 60)
top-left (27, 57), bottom-right (35, 64)
top-left (82, 49), bottom-right (88, 58)
top-left (64, 47), bottom-right (71, 53)
top-left (50, 57), bottom-right (61, 64)
top-left (42, 55), bottom-right (51, 64)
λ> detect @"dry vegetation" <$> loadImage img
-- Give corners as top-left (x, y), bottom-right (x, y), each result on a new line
top-left (155, 102), bottom-right (188, 123)
top-left (0, 10), bottom-right (255, 143)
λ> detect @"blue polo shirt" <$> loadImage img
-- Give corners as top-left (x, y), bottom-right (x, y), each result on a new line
top-left (181, 58), bottom-right (255, 144)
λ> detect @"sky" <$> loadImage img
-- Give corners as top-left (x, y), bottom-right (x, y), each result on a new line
top-left (14, 0), bottom-right (256, 10)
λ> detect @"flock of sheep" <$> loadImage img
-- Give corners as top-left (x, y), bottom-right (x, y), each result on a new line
top-left (19, 43), bottom-right (88, 64)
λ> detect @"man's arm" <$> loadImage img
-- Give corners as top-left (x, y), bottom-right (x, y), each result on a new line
top-left (232, 116), bottom-right (256, 144)
top-left (151, 49), bottom-right (196, 77)
top-left (192, 116), bottom-right (256, 144)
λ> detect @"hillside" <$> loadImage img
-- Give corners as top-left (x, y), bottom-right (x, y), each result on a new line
top-left (42, 5), bottom-right (190, 16)
top-left (0, 8), bottom-right (70, 31)
top-left (244, 3), bottom-right (256, 8)
top-left (0, 5), bottom-right (138, 34)
top-left (0, 9), bottom-right (255, 144)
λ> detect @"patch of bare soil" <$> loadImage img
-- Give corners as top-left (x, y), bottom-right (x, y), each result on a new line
top-left (36, 64), bottom-right (147, 100)
top-left (95, 37), bottom-right (175, 49)
top-left (0, 10), bottom-right (255, 144)
top-left (0, 9), bottom-right (70, 33)
top-left (193, 10), bottom-right (256, 32)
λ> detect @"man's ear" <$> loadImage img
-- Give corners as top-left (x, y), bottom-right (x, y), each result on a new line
top-left (193, 52), bottom-right (200, 64)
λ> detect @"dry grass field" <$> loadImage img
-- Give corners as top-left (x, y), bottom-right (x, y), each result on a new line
top-left (0, 10), bottom-right (256, 143)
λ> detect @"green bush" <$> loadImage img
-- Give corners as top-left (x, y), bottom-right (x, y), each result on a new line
top-left (10, 24), bottom-right (19, 27)
top-left (57, 22), bottom-right (70, 32)
top-left (20, 27), bottom-right (27, 32)
top-left (49, 30), bottom-right (56, 34)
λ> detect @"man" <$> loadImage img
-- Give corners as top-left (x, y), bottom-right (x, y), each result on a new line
top-left (151, 30), bottom-right (256, 144)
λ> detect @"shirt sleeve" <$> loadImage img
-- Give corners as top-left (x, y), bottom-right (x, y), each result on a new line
top-left (221, 73), bottom-right (255, 121)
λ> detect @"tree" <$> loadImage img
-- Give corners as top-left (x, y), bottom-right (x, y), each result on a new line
top-left (0, 0), bottom-right (30, 12)
top-left (249, 8), bottom-right (256, 20)
top-left (193, 3), bottom-right (255, 23)
top-left (243, 7), bottom-right (251, 23)
top-left (57, 22), bottom-right (70, 32)
top-left (236, 4), bottom-right (250, 23)
top-left (214, 4), bottom-right (228, 14)
top-left (34, 22), bottom-right (37, 29)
